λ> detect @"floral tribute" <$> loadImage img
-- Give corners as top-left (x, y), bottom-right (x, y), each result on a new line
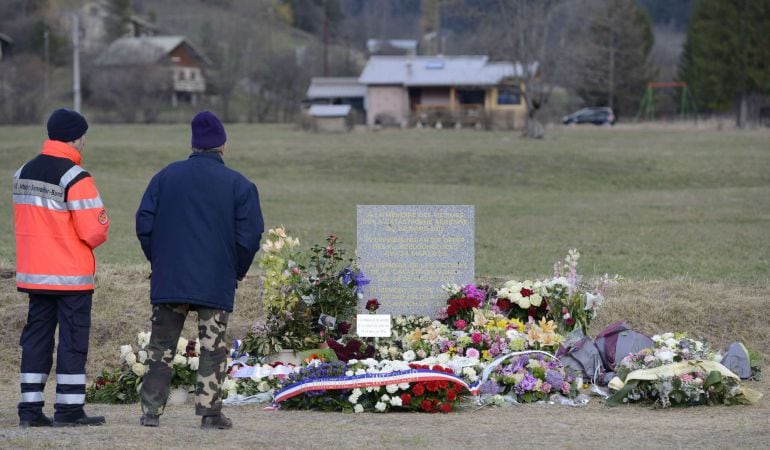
top-left (478, 353), bottom-right (579, 404)
top-left (272, 358), bottom-right (469, 413)
top-left (606, 332), bottom-right (760, 407)
top-left (240, 227), bottom-right (371, 358)
top-left (87, 332), bottom-right (200, 404)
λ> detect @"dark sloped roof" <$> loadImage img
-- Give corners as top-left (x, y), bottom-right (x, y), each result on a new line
top-left (95, 36), bottom-right (211, 66)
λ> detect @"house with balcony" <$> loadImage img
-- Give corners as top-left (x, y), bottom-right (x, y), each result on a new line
top-left (95, 35), bottom-right (211, 106)
top-left (358, 55), bottom-right (531, 129)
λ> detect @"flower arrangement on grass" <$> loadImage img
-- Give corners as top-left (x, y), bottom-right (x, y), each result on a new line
top-left (547, 249), bottom-right (620, 335)
top-left (478, 353), bottom-right (579, 404)
top-left (607, 332), bottom-right (759, 407)
top-left (86, 332), bottom-right (199, 404)
top-left (274, 358), bottom-right (468, 413)
top-left (240, 228), bottom-right (370, 359)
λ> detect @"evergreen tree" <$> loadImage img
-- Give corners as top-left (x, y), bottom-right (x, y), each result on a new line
top-left (575, 0), bottom-right (657, 117)
top-left (104, 0), bottom-right (132, 43)
top-left (679, 0), bottom-right (770, 126)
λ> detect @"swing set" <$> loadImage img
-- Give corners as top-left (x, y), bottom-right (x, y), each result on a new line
top-left (636, 81), bottom-right (698, 121)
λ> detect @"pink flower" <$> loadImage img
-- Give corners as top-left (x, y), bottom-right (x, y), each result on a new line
top-left (679, 373), bottom-right (694, 383)
top-left (541, 382), bottom-right (552, 393)
top-left (454, 319), bottom-right (467, 330)
top-left (465, 348), bottom-right (480, 359)
top-left (471, 332), bottom-right (483, 344)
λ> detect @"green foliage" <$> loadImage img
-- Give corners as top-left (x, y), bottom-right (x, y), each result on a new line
top-left (679, 0), bottom-right (770, 111)
top-left (86, 368), bottom-right (141, 404)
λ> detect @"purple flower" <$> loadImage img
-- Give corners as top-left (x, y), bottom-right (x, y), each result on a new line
top-left (514, 373), bottom-right (538, 395)
top-left (479, 380), bottom-right (502, 395)
top-left (545, 370), bottom-right (564, 389)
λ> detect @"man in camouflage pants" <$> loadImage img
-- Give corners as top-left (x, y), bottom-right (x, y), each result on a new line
top-left (135, 111), bottom-right (263, 429)
top-left (140, 305), bottom-right (229, 421)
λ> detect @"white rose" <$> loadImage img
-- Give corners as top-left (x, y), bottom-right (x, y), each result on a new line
top-left (399, 383), bottom-right (410, 390)
top-left (194, 340), bottom-right (201, 355)
top-left (120, 345), bottom-right (133, 359)
top-left (137, 332), bottom-right (151, 349)
top-left (353, 404), bottom-right (364, 413)
top-left (188, 356), bottom-right (200, 371)
top-left (518, 297), bottom-right (531, 309)
top-left (173, 354), bottom-right (187, 366)
top-left (386, 384), bottom-right (399, 394)
top-left (124, 352), bottom-right (137, 366)
top-left (380, 394), bottom-right (390, 402)
top-left (657, 348), bottom-right (675, 363)
top-left (664, 338), bottom-right (677, 348)
top-left (176, 338), bottom-right (188, 355)
top-left (402, 350), bottom-right (416, 362)
top-left (345, 370), bottom-right (354, 376)
top-left (131, 362), bottom-right (146, 377)
top-left (355, 369), bottom-right (366, 376)
top-left (530, 294), bottom-right (542, 307)
top-left (138, 350), bottom-right (148, 364)
top-left (390, 396), bottom-right (403, 407)
top-left (374, 401), bottom-right (387, 412)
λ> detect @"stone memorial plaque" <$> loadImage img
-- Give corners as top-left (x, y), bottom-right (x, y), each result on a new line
top-left (357, 205), bottom-right (474, 317)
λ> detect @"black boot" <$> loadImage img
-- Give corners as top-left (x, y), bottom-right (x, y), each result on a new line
top-left (53, 414), bottom-right (106, 427)
top-left (19, 414), bottom-right (53, 428)
top-left (200, 413), bottom-right (232, 430)
top-left (140, 413), bottom-right (159, 427)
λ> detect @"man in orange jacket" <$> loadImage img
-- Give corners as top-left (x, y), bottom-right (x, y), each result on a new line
top-left (12, 108), bottom-right (109, 427)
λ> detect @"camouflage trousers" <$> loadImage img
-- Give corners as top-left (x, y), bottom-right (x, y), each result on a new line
top-left (140, 304), bottom-right (229, 416)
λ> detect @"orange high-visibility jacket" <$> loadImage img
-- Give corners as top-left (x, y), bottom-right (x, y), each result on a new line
top-left (13, 140), bottom-right (109, 293)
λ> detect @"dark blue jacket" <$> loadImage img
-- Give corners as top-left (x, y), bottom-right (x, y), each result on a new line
top-left (135, 152), bottom-right (263, 312)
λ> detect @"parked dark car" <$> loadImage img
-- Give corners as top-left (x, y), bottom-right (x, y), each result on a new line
top-left (562, 107), bottom-right (616, 125)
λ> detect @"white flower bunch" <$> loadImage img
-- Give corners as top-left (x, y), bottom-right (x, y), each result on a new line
top-left (262, 226), bottom-right (300, 254)
top-left (441, 283), bottom-right (463, 296)
top-left (176, 337), bottom-right (188, 355)
top-left (497, 279), bottom-right (547, 309)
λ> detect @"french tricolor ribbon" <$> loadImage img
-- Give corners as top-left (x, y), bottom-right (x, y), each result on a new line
top-left (273, 369), bottom-right (479, 404)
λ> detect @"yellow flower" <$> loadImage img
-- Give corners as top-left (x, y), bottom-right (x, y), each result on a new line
top-left (472, 308), bottom-right (488, 328)
top-left (540, 333), bottom-right (557, 346)
top-left (482, 350), bottom-right (491, 361)
top-left (539, 317), bottom-right (557, 334)
top-left (527, 328), bottom-right (542, 346)
top-left (509, 318), bottom-right (526, 332)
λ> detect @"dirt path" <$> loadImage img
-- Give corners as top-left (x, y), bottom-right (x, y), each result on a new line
top-left (0, 377), bottom-right (767, 449)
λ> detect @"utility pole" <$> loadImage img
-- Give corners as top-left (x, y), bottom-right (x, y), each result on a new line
top-left (71, 13), bottom-right (81, 112)
top-left (323, 6), bottom-right (328, 76)
top-left (44, 29), bottom-right (49, 105)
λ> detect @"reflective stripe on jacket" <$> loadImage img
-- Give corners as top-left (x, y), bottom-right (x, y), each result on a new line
top-left (13, 140), bottom-right (109, 293)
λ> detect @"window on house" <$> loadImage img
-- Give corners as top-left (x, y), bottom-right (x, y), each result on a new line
top-left (178, 70), bottom-right (185, 81)
top-left (497, 86), bottom-right (521, 105)
top-left (190, 70), bottom-right (196, 81)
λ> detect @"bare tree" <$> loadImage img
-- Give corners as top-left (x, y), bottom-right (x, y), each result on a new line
top-left (88, 64), bottom-right (171, 123)
top-left (571, 0), bottom-right (657, 117)
top-left (492, 0), bottom-right (585, 138)
top-left (0, 55), bottom-right (46, 124)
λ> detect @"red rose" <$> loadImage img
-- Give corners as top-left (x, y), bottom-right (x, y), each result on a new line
top-left (565, 317), bottom-right (576, 327)
top-left (496, 298), bottom-right (511, 311)
top-left (365, 299), bottom-right (380, 312)
top-left (446, 390), bottom-right (457, 401)
top-left (440, 403), bottom-right (452, 413)
top-left (413, 383), bottom-right (425, 396)
top-left (421, 399), bottom-right (432, 412)
top-left (325, 245), bottom-right (335, 255)
top-left (426, 381), bottom-right (439, 392)
top-left (446, 304), bottom-right (458, 316)
top-left (400, 393), bottom-right (412, 405)
top-left (438, 380), bottom-right (449, 389)
top-left (521, 288), bottom-right (534, 297)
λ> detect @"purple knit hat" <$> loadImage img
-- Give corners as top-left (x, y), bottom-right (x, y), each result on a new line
top-left (191, 111), bottom-right (226, 150)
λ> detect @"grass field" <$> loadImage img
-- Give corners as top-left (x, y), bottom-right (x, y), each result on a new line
top-left (0, 124), bottom-right (769, 448)
top-left (1, 124), bottom-right (769, 282)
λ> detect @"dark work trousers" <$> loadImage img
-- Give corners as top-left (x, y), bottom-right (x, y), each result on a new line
top-left (18, 293), bottom-right (92, 422)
